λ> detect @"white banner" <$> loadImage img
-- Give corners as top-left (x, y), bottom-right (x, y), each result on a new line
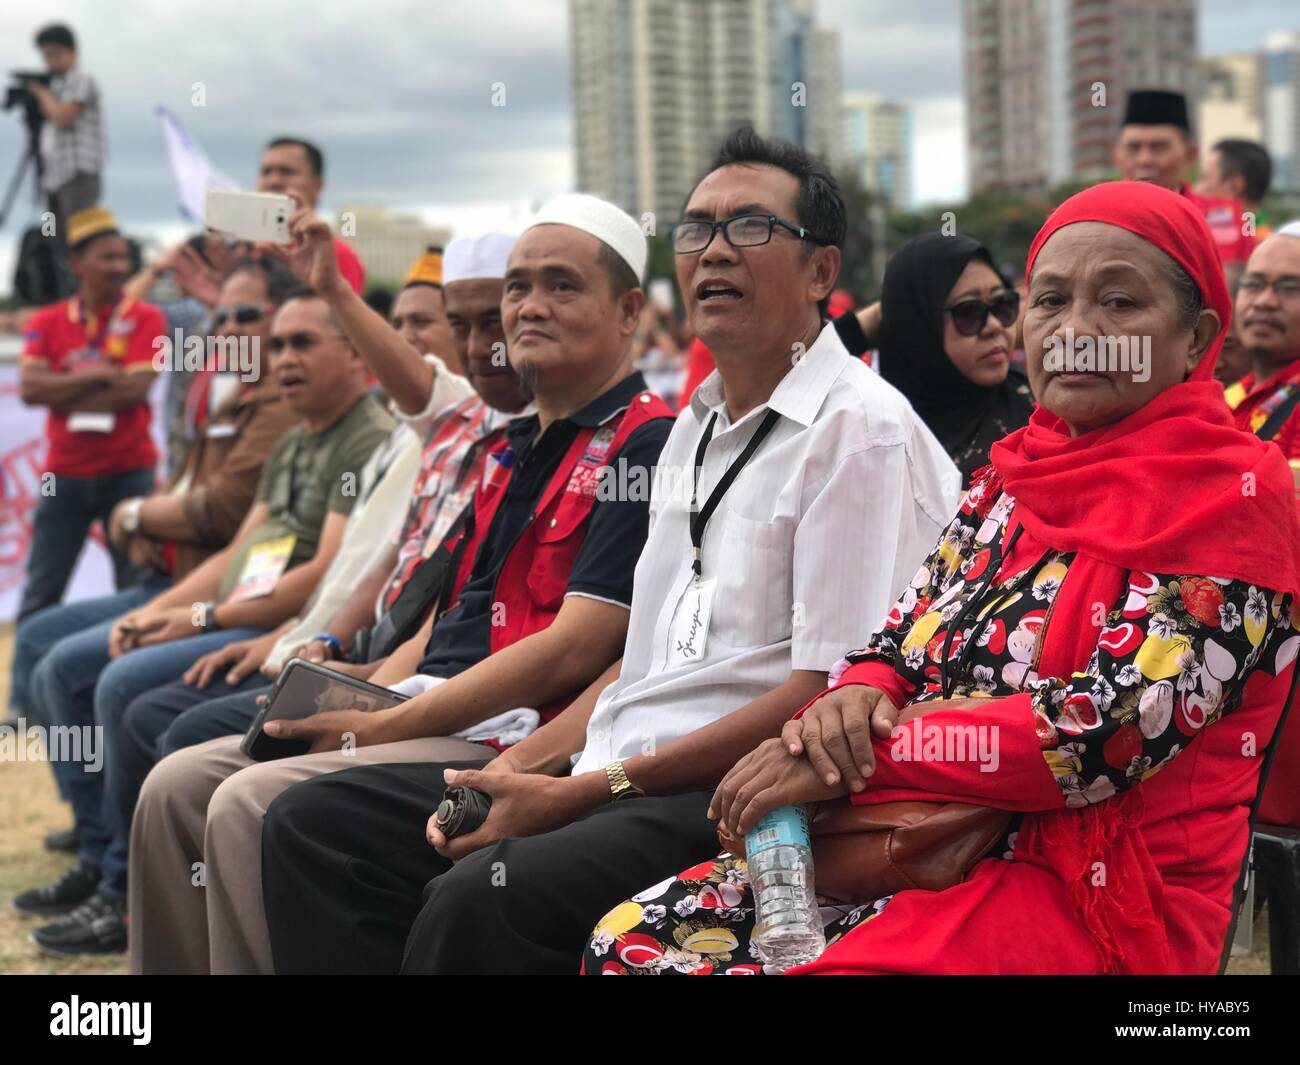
top-left (0, 362), bottom-right (169, 624)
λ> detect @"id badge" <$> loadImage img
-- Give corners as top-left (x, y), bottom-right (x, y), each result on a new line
top-left (667, 576), bottom-right (716, 667)
top-left (228, 534), bottom-right (296, 602)
top-left (67, 411), bottom-right (116, 433)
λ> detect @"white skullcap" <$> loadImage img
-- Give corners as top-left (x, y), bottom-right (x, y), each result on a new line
top-left (443, 232), bottom-right (517, 284)
top-left (526, 193), bottom-right (646, 281)
top-left (1276, 220), bottom-right (1300, 241)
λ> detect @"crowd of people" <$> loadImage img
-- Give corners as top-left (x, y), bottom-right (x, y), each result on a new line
top-left (4, 18), bottom-right (1300, 975)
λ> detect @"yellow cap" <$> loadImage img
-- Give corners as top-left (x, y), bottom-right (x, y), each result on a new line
top-left (66, 206), bottom-right (119, 249)
top-left (403, 249), bottom-right (443, 288)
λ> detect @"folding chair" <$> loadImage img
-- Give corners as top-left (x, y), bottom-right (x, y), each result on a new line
top-left (1218, 663), bottom-right (1300, 974)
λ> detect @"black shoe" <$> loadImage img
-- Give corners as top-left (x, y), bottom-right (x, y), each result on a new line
top-left (29, 893), bottom-right (127, 957)
top-left (12, 862), bottom-right (101, 917)
top-left (43, 826), bottom-right (79, 855)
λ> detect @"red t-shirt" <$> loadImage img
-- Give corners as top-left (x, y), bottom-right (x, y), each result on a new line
top-left (21, 296), bottom-right (163, 478)
top-left (334, 236), bottom-right (365, 294)
top-left (1181, 184), bottom-right (1255, 266)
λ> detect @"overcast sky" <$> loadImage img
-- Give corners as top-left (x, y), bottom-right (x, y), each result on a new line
top-left (0, 0), bottom-right (1296, 288)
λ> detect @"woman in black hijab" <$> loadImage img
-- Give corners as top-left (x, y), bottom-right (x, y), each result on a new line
top-left (876, 232), bottom-right (1033, 486)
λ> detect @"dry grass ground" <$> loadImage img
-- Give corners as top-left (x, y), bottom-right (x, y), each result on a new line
top-left (0, 619), bottom-right (1279, 976)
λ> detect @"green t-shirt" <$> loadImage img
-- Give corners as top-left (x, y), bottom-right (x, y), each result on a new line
top-left (217, 393), bottom-right (395, 601)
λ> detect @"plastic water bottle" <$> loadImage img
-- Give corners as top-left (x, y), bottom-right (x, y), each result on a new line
top-left (746, 805), bottom-right (825, 971)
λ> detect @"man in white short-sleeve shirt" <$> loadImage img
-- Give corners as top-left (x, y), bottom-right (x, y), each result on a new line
top-left (259, 128), bottom-right (959, 975)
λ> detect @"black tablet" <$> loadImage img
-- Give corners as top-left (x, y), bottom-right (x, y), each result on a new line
top-left (241, 658), bottom-right (406, 762)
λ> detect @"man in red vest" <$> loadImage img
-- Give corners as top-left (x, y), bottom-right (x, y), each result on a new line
top-left (129, 199), bottom-right (673, 971)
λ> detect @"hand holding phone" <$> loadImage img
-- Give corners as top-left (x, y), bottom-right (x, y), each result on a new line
top-left (205, 190), bottom-right (295, 244)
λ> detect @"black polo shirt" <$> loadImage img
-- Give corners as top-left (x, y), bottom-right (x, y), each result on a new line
top-left (416, 372), bottom-right (671, 678)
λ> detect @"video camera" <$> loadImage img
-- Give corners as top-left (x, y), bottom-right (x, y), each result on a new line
top-left (4, 70), bottom-right (53, 113)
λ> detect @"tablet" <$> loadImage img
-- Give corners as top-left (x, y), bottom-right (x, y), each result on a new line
top-left (241, 658), bottom-right (406, 762)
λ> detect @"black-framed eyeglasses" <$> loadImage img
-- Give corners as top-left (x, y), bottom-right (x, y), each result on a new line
top-left (670, 213), bottom-right (829, 255)
top-left (944, 291), bottom-right (1020, 337)
top-left (211, 304), bottom-right (267, 328)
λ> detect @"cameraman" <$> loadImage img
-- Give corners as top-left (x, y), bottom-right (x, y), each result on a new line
top-left (27, 23), bottom-right (105, 229)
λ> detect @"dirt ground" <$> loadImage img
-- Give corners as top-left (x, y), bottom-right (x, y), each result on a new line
top-left (0, 620), bottom-right (1277, 975)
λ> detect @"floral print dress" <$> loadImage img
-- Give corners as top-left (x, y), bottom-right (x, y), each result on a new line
top-left (582, 467), bottom-right (1294, 975)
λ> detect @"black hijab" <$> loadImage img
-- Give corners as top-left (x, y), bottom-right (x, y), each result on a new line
top-left (876, 232), bottom-right (1032, 485)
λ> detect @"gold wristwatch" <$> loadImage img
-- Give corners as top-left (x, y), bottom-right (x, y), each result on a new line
top-left (605, 760), bottom-right (644, 802)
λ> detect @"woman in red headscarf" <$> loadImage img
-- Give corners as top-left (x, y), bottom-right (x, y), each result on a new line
top-left (583, 182), bottom-right (1300, 976)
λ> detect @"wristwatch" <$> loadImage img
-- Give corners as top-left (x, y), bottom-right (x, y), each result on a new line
top-left (199, 600), bottom-right (222, 633)
top-left (120, 498), bottom-right (144, 535)
top-left (604, 760), bottom-right (644, 802)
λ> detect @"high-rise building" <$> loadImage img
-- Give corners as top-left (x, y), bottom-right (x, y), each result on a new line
top-left (1264, 30), bottom-right (1300, 192)
top-left (1199, 53), bottom-right (1264, 149)
top-left (841, 93), bottom-right (913, 212)
top-left (570, 0), bottom-right (843, 225)
top-left (963, 0), bottom-right (1198, 196)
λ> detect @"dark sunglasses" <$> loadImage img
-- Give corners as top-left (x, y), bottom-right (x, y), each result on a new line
top-left (211, 304), bottom-right (267, 328)
top-left (268, 331), bottom-right (337, 354)
top-left (944, 291), bottom-right (1020, 337)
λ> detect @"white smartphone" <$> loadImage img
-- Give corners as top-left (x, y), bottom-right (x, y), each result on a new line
top-left (205, 189), bottom-right (294, 243)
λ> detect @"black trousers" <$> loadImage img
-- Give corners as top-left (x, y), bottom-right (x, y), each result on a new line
top-left (261, 761), bottom-right (719, 975)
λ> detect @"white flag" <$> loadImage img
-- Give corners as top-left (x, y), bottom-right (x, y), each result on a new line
top-left (156, 106), bottom-right (238, 225)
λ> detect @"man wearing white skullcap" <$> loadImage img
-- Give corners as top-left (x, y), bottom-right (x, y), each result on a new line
top-left (1225, 219), bottom-right (1300, 467)
top-left (441, 232), bottom-right (530, 413)
top-left (259, 132), bottom-right (956, 978)
top-left (486, 191), bottom-right (651, 427)
top-left (188, 204), bottom-right (677, 973)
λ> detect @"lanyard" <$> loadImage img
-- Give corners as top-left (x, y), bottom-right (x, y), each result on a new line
top-left (689, 407), bottom-right (781, 580)
top-left (78, 295), bottom-right (124, 356)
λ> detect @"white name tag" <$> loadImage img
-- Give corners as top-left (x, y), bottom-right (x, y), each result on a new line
top-left (67, 411), bottom-right (116, 433)
top-left (667, 576), bottom-right (716, 668)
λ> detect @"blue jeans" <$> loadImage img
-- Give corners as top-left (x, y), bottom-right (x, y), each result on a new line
top-left (36, 622), bottom-right (262, 901)
top-left (122, 678), bottom-right (271, 768)
top-left (18, 466), bottom-right (157, 621)
top-left (10, 576), bottom-right (171, 725)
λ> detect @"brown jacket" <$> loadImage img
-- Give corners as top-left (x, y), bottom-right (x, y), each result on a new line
top-left (166, 374), bottom-right (300, 576)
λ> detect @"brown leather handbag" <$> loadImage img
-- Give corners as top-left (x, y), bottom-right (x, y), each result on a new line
top-left (808, 798), bottom-right (1011, 903)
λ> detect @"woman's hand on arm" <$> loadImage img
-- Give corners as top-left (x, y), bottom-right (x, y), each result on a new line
top-left (781, 685), bottom-right (900, 792)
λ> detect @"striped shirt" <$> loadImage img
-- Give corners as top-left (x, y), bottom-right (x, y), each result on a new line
top-left (39, 67), bottom-right (106, 192)
top-left (377, 396), bottom-right (516, 613)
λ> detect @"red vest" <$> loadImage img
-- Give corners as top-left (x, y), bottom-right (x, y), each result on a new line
top-left (443, 390), bottom-right (674, 720)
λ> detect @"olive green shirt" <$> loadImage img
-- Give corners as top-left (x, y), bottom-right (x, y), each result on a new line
top-left (217, 393), bottom-right (395, 602)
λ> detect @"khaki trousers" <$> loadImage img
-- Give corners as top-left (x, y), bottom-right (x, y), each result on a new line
top-left (127, 733), bottom-right (491, 974)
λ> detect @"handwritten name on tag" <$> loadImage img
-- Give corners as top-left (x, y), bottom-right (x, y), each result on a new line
top-left (667, 577), bottom-right (716, 668)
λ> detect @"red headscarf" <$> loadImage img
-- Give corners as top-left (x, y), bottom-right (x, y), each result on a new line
top-left (990, 181), bottom-right (1300, 596)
